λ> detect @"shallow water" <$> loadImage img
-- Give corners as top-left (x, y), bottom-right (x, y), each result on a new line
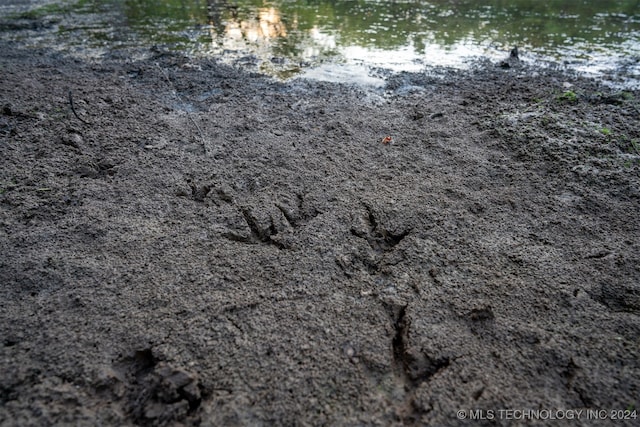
top-left (2, 0), bottom-right (639, 87)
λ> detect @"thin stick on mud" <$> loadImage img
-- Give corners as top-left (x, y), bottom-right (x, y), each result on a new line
top-left (155, 63), bottom-right (211, 156)
top-left (68, 90), bottom-right (89, 125)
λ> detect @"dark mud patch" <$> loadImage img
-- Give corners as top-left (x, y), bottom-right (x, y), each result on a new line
top-left (1, 42), bottom-right (639, 426)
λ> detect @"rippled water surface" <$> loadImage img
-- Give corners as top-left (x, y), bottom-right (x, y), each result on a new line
top-left (2, 0), bottom-right (639, 86)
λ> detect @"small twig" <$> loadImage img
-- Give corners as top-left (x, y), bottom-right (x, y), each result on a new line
top-left (68, 90), bottom-right (89, 124)
top-left (155, 63), bottom-right (211, 155)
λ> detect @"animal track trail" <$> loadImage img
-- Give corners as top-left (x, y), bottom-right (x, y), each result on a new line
top-left (342, 203), bottom-right (411, 276)
top-left (240, 206), bottom-right (277, 243)
top-left (361, 204), bottom-right (411, 253)
top-left (219, 190), bottom-right (321, 248)
top-left (384, 303), bottom-right (451, 423)
top-left (105, 348), bottom-right (205, 426)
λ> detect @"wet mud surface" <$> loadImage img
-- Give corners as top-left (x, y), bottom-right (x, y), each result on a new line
top-left (1, 40), bottom-right (639, 426)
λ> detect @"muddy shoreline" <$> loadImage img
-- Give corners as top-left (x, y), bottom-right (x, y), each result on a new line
top-left (1, 41), bottom-right (639, 426)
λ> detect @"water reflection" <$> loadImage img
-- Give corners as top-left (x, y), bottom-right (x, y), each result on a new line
top-left (200, 0), bottom-right (342, 77)
top-left (207, 0), bottom-right (640, 84)
top-left (2, 0), bottom-right (639, 85)
top-left (209, 5), bottom-right (279, 76)
top-left (220, 7), bottom-right (286, 44)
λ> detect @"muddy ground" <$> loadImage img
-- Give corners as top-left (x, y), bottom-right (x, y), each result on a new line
top-left (1, 37), bottom-right (639, 427)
